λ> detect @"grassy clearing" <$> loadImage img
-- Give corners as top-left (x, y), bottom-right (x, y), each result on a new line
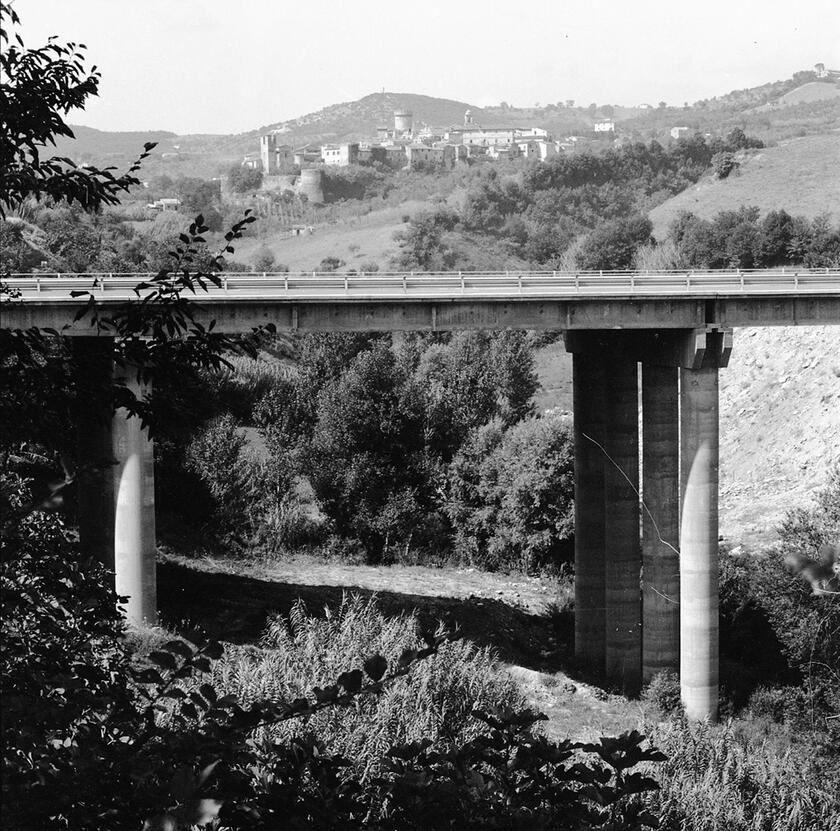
top-left (648, 134), bottom-right (840, 240)
top-left (228, 203), bottom-right (424, 272)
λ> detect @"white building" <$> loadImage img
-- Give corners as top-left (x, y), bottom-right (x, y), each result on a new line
top-left (321, 142), bottom-right (360, 166)
top-left (594, 119), bottom-right (615, 133)
top-left (670, 126), bottom-right (690, 140)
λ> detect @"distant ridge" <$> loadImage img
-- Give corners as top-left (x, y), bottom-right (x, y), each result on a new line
top-left (51, 125), bottom-right (179, 162)
top-left (251, 92), bottom-right (488, 145)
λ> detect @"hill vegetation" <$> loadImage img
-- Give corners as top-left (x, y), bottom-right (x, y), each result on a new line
top-left (649, 134), bottom-right (840, 238)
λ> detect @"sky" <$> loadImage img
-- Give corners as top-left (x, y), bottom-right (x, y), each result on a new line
top-left (14, 0), bottom-right (840, 135)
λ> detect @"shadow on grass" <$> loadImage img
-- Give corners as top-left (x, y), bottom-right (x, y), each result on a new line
top-left (158, 561), bottom-right (576, 675)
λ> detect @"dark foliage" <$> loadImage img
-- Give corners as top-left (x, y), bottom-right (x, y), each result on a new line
top-left (668, 207), bottom-right (840, 269)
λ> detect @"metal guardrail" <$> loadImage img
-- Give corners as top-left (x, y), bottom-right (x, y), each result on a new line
top-left (4, 268), bottom-right (840, 302)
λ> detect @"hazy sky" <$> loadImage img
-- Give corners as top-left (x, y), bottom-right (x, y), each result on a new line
top-left (15, 0), bottom-right (840, 135)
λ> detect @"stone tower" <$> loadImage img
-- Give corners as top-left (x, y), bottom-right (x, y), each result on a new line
top-left (260, 134), bottom-right (278, 175)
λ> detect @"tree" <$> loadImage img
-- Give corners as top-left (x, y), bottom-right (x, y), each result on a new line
top-left (226, 164), bottom-right (263, 193)
top-left (253, 244), bottom-right (276, 271)
top-left (575, 215), bottom-right (653, 270)
top-left (712, 151), bottom-right (738, 180)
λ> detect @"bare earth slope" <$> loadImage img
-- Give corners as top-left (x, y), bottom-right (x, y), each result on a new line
top-left (719, 326), bottom-right (840, 544)
top-left (648, 134), bottom-right (840, 240)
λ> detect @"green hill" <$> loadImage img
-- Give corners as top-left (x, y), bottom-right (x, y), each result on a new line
top-left (767, 81), bottom-right (840, 108)
top-left (648, 133), bottom-right (840, 239)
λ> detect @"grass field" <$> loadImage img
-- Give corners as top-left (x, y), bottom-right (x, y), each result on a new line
top-left (229, 203), bottom-right (425, 272)
top-left (762, 81), bottom-right (840, 109)
top-left (648, 133), bottom-right (840, 240)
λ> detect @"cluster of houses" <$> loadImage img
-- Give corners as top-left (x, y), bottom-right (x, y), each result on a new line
top-left (245, 109), bottom-right (578, 175)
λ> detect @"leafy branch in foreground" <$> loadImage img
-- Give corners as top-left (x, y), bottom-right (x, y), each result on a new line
top-left (0, 2), bottom-right (155, 216)
top-left (65, 210), bottom-right (275, 429)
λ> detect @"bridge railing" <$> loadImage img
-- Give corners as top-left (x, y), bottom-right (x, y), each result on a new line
top-left (4, 268), bottom-right (839, 301)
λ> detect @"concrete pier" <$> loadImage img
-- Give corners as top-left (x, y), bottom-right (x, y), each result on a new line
top-left (573, 352), bottom-right (607, 673)
top-left (679, 366), bottom-right (720, 721)
top-left (641, 364), bottom-right (680, 683)
top-left (112, 365), bottom-right (157, 626)
top-left (74, 337), bottom-right (116, 570)
top-left (603, 357), bottom-right (641, 695)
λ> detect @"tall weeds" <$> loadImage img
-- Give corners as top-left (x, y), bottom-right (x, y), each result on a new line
top-left (210, 594), bottom-right (522, 774)
top-left (645, 719), bottom-right (840, 831)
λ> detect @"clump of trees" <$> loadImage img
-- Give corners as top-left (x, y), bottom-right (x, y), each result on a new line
top-left (668, 207), bottom-right (840, 269)
top-left (226, 164), bottom-right (263, 193)
top-left (243, 330), bottom-right (574, 570)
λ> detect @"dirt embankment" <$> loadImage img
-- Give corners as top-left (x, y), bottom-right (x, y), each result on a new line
top-left (719, 325), bottom-right (840, 543)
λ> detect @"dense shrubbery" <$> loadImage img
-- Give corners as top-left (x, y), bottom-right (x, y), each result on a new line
top-left (713, 465), bottom-right (840, 724)
top-left (245, 330), bottom-right (572, 570)
top-left (322, 165), bottom-right (391, 202)
top-left (447, 413), bottom-right (575, 572)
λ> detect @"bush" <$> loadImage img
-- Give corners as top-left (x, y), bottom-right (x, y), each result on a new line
top-left (712, 151), bottom-right (739, 179)
top-left (184, 414), bottom-right (286, 535)
top-left (252, 244), bottom-right (275, 271)
top-left (642, 670), bottom-right (683, 718)
top-left (447, 413), bottom-right (575, 573)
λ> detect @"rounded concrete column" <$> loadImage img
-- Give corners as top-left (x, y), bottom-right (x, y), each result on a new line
top-left (573, 352), bottom-right (607, 673)
top-left (113, 367), bottom-right (157, 626)
top-left (641, 364), bottom-right (680, 683)
top-left (679, 366), bottom-right (719, 721)
top-left (604, 358), bottom-right (641, 695)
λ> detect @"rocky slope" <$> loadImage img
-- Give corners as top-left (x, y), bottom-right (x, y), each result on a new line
top-left (719, 325), bottom-right (840, 543)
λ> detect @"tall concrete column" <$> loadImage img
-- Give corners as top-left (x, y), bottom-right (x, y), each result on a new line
top-left (112, 365), bottom-right (157, 626)
top-left (641, 364), bottom-right (680, 683)
top-left (604, 358), bottom-right (641, 695)
top-left (74, 337), bottom-right (116, 570)
top-left (573, 352), bottom-right (607, 673)
top-left (679, 366), bottom-right (719, 721)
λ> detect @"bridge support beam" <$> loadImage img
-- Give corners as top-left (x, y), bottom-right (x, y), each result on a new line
top-left (641, 364), bottom-right (680, 683)
top-left (573, 352), bottom-right (607, 674)
top-left (679, 366), bottom-right (719, 721)
top-left (74, 337), bottom-right (116, 570)
top-left (112, 365), bottom-right (157, 626)
top-left (603, 357), bottom-right (641, 695)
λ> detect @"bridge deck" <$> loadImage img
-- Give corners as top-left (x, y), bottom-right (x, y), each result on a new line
top-left (5, 270), bottom-right (840, 331)
top-left (5, 269), bottom-right (840, 302)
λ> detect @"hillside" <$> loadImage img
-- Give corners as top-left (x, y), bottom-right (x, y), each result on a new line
top-left (719, 326), bottom-right (840, 544)
top-left (49, 125), bottom-right (178, 161)
top-left (758, 81), bottom-right (840, 110)
top-left (648, 133), bottom-right (840, 239)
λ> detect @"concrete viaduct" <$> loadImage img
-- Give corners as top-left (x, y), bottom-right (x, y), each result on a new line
top-left (6, 268), bottom-right (840, 722)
